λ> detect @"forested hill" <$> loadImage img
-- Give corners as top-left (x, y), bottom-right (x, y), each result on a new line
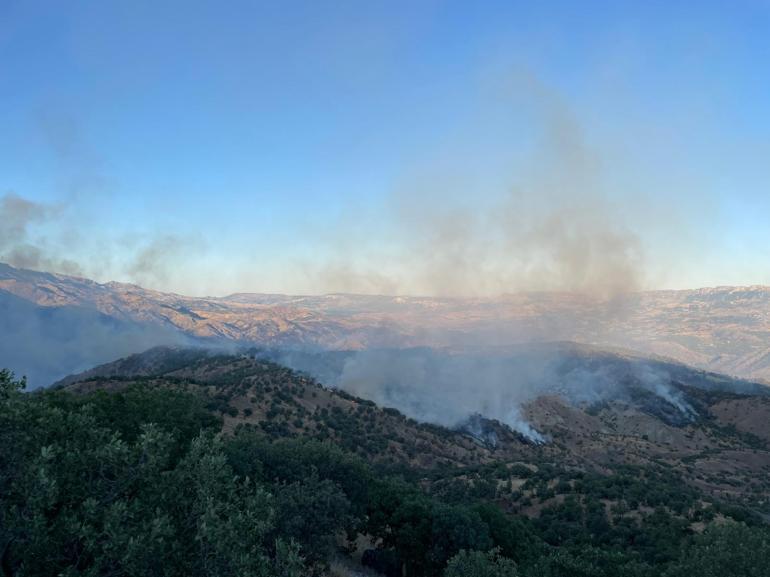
top-left (2, 347), bottom-right (770, 577)
top-left (57, 346), bottom-right (770, 504)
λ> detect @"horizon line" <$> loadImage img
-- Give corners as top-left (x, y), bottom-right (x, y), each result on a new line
top-left (2, 261), bottom-right (770, 302)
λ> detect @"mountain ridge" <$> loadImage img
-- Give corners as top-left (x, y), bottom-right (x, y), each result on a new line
top-left (4, 262), bottom-right (770, 386)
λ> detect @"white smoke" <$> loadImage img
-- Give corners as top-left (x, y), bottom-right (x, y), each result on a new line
top-left (333, 348), bottom-right (549, 442)
top-left (275, 345), bottom-right (698, 443)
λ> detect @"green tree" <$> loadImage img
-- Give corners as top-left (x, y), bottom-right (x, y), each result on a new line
top-left (0, 379), bottom-right (309, 577)
top-left (271, 471), bottom-right (352, 567)
top-left (664, 523), bottom-right (770, 577)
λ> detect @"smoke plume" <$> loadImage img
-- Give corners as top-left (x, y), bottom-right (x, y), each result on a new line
top-left (0, 193), bottom-right (83, 275)
top-left (299, 73), bottom-right (646, 299)
top-left (274, 344), bottom-right (697, 443)
top-left (126, 234), bottom-right (204, 289)
top-left (0, 190), bottom-right (204, 292)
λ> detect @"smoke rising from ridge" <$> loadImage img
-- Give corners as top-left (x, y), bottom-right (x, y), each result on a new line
top-left (3, 74), bottom-right (676, 298)
top-left (1, 110), bottom-right (205, 292)
top-left (274, 344), bottom-right (698, 443)
top-left (0, 191), bottom-right (204, 291)
top-left (300, 74), bottom-right (647, 299)
top-left (126, 235), bottom-right (205, 289)
top-left (7, 76), bottom-right (650, 298)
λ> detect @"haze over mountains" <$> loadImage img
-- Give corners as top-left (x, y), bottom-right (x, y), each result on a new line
top-left (3, 261), bottom-right (770, 388)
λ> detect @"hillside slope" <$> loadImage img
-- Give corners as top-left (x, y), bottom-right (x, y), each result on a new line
top-left (59, 346), bottom-right (770, 511)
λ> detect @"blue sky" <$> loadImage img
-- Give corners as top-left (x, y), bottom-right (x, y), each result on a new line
top-left (1, 1), bottom-right (769, 296)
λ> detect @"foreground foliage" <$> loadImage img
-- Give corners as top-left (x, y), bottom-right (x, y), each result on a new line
top-left (1, 369), bottom-right (768, 577)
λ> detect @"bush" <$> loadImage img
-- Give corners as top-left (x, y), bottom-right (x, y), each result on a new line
top-left (444, 548), bottom-right (518, 577)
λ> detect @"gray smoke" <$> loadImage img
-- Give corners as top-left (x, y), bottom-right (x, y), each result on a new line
top-left (126, 234), bottom-right (203, 289)
top-left (0, 195), bottom-right (203, 387)
top-left (298, 72), bottom-right (647, 299)
top-left (1, 108), bottom-right (202, 292)
top-left (0, 193), bottom-right (83, 275)
top-left (0, 188), bottom-right (199, 389)
top-left (275, 345), bottom-right (697, 443)
top-left (331, 349), bottom-right (551, 441)
top-left (631, 362), bottom-right (695, 419)
top-left (0, 191), bottom-right (202, 292)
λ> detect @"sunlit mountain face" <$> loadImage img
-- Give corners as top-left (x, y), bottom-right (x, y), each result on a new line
top-left (4, 262), bottom-right (770, 388)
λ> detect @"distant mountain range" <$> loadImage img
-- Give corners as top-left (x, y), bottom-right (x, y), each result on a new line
top-left (3, 261), bottom-right (770, 386)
